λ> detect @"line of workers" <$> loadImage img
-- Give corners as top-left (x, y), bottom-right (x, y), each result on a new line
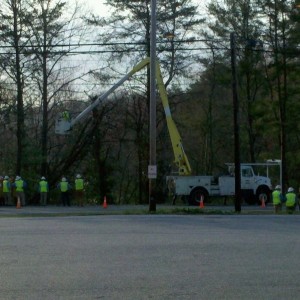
top-left (0, 174), bottom-right (85, 207)
top-left (272, 185), bottom-right (299, 214)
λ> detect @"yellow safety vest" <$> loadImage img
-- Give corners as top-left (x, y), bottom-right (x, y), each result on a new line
top-left (3, 180), bottom-right (10, 192)
top-left (39, 180), bottom-right (48, 193)
top-left (62, 111), bottom-right (70, 121)
top-left (272, 190), bottom-right (281, 205)
top-left (286, 192), bottom-right (296, 207)
top-left (75, 179), bottom-right (84, 190)
top-left (60, 181), bottom-right (68, 192)
top-left (15, 180), bottom-right (24, 192)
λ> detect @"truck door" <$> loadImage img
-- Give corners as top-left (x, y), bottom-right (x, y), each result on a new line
top-left (241, 166), bottom-right (254, 191)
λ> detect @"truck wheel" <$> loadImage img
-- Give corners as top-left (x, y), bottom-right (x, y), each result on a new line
top-left (256, 186), bottom-right (271, 204)
top-left (189, 188), bottom-right (208, 206)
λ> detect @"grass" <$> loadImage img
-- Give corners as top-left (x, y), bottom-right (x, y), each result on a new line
top-left (149, 207), bottom-right (234, 215)
top-left (0, 204), bottom-right (299, 218)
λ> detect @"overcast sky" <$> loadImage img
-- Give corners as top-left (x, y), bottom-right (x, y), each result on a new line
top-left (83, 0), bottom-right (111, 16)
top-left (81, 0), bottom-right (205, 17)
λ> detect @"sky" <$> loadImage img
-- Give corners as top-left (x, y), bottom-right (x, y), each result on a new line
top-left (82, 0), bottom-right (112, 16)
top-left (81, 0), bottom-right (205, 17)
top-left (71, 0), bottom-right (206, 95)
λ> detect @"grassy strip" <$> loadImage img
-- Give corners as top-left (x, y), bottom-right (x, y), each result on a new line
top-left (0, 209), bottom-right (230, 217)
top-left (0, 213), bottom-right (104, 218)
top-left (0, 207), bottom-right (298, 218)
top-left (149, 208), bottom-right (234, 215)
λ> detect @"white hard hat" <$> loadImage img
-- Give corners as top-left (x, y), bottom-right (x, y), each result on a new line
top-left (15, 176), bottom-right (21, 180)
top-left (41, 176), bottom-right (46, 180)
top-left (4, 176), bottom-right (9, 180)
top-left (288, 187), bottom-right (294, 193)
top-left (275, 185), bottom-right (281, 190)
top-left (76, 174), bottom-right (81, 179)
top-left (62, 177), bottom-right (66, 182)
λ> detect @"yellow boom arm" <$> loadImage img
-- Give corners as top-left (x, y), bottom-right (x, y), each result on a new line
top-left (56, 57), bottom-right (192, 175)
top-left (155, 63), bottom-right (192, 175)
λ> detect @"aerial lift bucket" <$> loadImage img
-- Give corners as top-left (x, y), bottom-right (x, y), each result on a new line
top-left (55, 118), bottom-right (72, 135)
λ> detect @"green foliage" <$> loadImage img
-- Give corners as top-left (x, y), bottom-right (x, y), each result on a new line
top-left (1, 0), bottom-right (300, 205)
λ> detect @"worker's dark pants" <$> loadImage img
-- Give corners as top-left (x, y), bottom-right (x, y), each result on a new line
top-left (40, 192), bottom-right (48, 206)
top-left (0, 194), bottom-right (4, 205)
top-left (274, 203), bottom-right (282, 213)
top-left (75, 190), bottom-right (84, 207)
top-left (16, 191), bottom-right (26, 206)
top-left (61, 192), bottom-right (70, 206)
top-left (3, 192), bottom-right (12, 205)
top-left (286, 205), bottom-right (295, 214)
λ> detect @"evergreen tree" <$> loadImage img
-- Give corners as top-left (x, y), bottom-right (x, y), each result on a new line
top-left (203, 0), bottom-right (266, 165)
top-left (257, 0), bottom-right (300, 189)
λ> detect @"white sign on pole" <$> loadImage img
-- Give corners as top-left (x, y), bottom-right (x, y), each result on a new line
top-left (148, 165), bottom-right (157, 179)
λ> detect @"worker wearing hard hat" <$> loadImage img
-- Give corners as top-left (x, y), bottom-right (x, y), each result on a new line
top-left (57, 177), bottom-right (71, 206)
top-left (39, 176), bottom-right (49, 206)
top-left (285, 187), bottom-right (297, 214)
top-left (13, 176), bottom-right (27, 206)
top-left (74, 174), bottom-right (84, 207)
top-left (62, 110), bottom-right (71, 121)
top-left (2, 176), bottom-right (11, 205)
top-left (0, 176), bottom-right (4, 205)
top-left (272, 185), bottom-right (285, 214)
top-left (298, 188), bottom-right (300, 211)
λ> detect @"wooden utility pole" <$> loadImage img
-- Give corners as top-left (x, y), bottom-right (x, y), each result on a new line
top-left (230, 32), bottom-right (242, 213)
top-left (149, 0), bottom-right (157, 212)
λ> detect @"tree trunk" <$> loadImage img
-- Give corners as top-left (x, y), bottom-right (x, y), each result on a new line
top-left (13, 2), bottom-right (24, 175)
top-left (41, 20), bottom-right (48, 176)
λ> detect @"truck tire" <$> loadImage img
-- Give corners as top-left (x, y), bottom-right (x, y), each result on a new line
top-left (256, 186), bottom-right (271, 204)
top-left (189, 188), bottom-right (208, 206)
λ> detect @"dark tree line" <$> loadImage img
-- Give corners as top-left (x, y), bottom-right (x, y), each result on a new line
top-left (0, 0), bottom-right (299, 204)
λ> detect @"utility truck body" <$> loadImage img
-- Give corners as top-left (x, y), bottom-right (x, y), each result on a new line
top-left (167, 164), bottom-right (273, 205)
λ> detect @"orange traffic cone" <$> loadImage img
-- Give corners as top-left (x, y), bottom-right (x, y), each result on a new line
top-left (199, 196), bottom-right (204, 208)
top-left (16, 197), bottom-right (21, 209)
top-left (261, 196), bottom-right (266, 208)
top-left (103, 196), bottom-right (107, 208)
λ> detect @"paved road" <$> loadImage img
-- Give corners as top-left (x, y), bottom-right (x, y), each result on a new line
top-left (0, 213), bottom-right (299, 299)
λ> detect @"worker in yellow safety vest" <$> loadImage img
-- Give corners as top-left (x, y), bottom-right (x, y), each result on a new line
top-left (0, 176), bottom-right (4, 205)
top-left (74, 174), bottom-right (84, 207)
top-left (57, 177), bottom-right (71, 206)
top-left (272, 185), bottom-right (285, 214)
top-left (13, 176), bottom-right (27, 206)
top-left (62, 110), bottom-right (70, 121)
top-left (2, 176), bottom-right (11, 205)
top-left (39, 177), bottom-right (49, 206)
top-left (285, 187), bottom-right (297, 214)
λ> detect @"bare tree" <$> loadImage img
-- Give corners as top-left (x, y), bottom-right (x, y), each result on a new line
top-left (24, 0), bottom-right (89, 177)
top-left (0, 0), bottom-right (31, 174)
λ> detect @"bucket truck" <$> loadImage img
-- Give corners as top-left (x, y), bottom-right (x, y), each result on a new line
top-left (55, 58), bottom-right (273, 206)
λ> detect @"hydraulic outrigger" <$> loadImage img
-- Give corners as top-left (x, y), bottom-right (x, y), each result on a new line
top-left (55, 57), bottom-right (191, 176)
